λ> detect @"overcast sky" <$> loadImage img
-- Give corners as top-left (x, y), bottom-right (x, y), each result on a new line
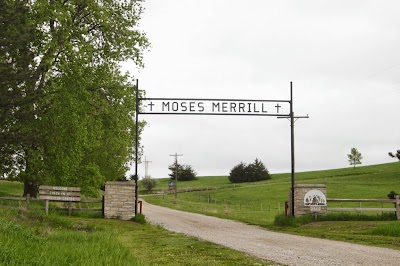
top-left (125, 0), bottom-right (400, 179)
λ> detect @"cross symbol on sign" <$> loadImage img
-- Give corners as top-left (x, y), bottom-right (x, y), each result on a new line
top-left (275, 104), bottom-right (281, 113)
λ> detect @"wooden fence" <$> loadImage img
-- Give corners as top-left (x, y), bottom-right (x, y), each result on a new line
top-left (327, 196), bottom-right (400, 220)
top-left (0, 194), bottom-right (103, 215)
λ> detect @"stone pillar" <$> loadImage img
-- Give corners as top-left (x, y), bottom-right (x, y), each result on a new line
top-left (288, 184), bottom-right (327, 217)
top-left (104, 181), bottom-right (136, 220)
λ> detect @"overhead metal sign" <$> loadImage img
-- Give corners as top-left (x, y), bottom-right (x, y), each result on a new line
top-left (139, 98), bottom-right (290, 116)
top-left (133, 81), bottom-right (308, 217)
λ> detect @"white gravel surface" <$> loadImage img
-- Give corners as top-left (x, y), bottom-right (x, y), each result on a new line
top-left (142, 200), bottom-right (400, 266)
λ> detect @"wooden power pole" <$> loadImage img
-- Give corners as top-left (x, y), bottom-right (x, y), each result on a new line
top-left (169, 153), bottom-right (183, 199)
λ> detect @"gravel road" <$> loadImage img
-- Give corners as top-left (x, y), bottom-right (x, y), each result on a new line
top-left (142, 200), bottom-right (400, 266)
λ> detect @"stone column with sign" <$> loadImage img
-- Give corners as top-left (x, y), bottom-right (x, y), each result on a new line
top-left (104, 181), bottom-right (136, 220)
top-left (288, 184), bottom-right (327, 217)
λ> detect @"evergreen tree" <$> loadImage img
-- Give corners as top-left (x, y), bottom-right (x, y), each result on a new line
top-left (229, 159), bottom-right (271, 183)
top-left (247, 158), bottom-right (271, 182)
top-left (228, 162), bottom-right (247, 183)
top-left (168, 164), bottom-right (197, 181)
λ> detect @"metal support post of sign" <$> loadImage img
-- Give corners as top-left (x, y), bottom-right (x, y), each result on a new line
top-left (134, 79), bottom-right (139, 215)
top-left (279, 82), bottom-right (309, 216)
top-left (290, 82), bottom-right (295, 217)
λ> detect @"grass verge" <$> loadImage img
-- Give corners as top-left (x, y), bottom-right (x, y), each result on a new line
top-left (0, 206), bottom-right (275, 265)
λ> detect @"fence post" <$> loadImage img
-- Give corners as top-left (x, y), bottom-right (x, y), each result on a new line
top-left (26, 194), bottom-right (30, 211)
top-left (68, 202), bottom-right (72, 216)
top-left (102, 195), bottom-right (105, 218)
top-left (396, 195), bottom-right (400, 221)
top-left (45, 200), bottom-right (49, 215)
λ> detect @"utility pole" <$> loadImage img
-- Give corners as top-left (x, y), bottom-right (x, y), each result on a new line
top-left (278, 82), bottom-right (309, 217)
top-left (144, 156), bottom-right (152, 178)
top-left (169, 153), bottom-right (183, 199)
top-left (134, 79), bottom-right (139, 215)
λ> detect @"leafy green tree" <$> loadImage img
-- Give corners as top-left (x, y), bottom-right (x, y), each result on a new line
top-left (0, 0), bottom-right (149, 196)
top-left (168, 163), bottom-right (197, 181)
top-left (229, 159), bottom-right (271, 183)
top-left (0, 0), bottom-right (39, 180)
top-left (347, 148), bottom-right (363, 169)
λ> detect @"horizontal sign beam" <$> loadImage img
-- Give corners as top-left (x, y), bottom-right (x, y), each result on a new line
top-left (39, 195), bottom-right (81, 202)
top-left (39, 190), bottom-right (81, 197)
top-left (39, 186), bottom-right (81, 202)
top-left (139, 98), bottom-right (290, 116)
top-left (39, 186), bottom-right (81, 192)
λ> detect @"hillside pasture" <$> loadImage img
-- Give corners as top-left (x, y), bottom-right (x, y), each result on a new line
top-left (145, 163), bottom-right (400, 224)
top-left (144, 163), bottom-right (400, 249)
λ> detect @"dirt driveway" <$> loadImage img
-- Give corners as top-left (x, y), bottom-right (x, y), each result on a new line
top-left (142, 200), bottom-right (400, 266)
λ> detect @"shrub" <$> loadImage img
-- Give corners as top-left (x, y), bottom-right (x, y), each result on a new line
top-left (317, 212), bottom-right (396, 221)
top-left (141, 176), bottom-right (157, 191)
top-left (228, 158), bottom-right (271, 183)
top-left (273, 214), bottom-right (314, 227)
top-left (274, 212), bottom-right (397, 227)
top-left (387, 190), bottom-right (399, 199)
top-left (132, 214), bottom-right (146, 224)
top-left (274, 214), bottom-right (297, 227)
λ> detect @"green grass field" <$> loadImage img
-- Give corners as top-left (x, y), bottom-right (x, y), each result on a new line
top-left (1, 162), bottom-right (399, 265)
top-left (143, 162), bottom-right (400, 249)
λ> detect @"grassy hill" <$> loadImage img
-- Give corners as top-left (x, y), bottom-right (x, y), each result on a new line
top-left (145, 162), bottom-right (400, 198)
top-left (143, 163), bottom-right (400, 249)
top-left (144, 163), bottom-right (400, 224)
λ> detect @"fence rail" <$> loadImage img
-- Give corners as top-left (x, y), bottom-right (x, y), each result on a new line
top-left (327, 196), bottom-right (400, 220)
top-left (328, 198), bottom-right (398, 203)
top-left (0, 194), bottom-right (103, 215)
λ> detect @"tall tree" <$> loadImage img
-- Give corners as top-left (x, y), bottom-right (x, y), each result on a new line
top-left (347, 148), bottom-right (363, 169)
top-left (1, 0), bottom-right (149, 196)
top-left (0, 0), bottom-right (38, 178)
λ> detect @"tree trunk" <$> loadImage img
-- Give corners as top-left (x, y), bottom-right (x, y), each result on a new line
top-left (23, 179), bottom-right (38, 198)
